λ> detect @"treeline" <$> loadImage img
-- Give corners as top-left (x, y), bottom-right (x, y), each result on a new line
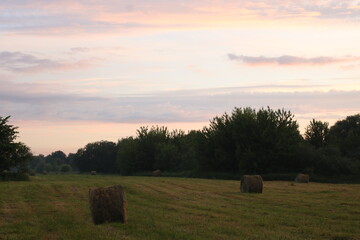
top-left (30, 150), bottom-right (73, 173)
top-left (30, 107), bottom-right (360, 179)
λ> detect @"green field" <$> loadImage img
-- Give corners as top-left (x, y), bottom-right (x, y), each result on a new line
top-left (1, 175), bottom-right (359, 240)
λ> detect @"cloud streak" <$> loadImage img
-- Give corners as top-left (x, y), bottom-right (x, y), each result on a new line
top-left (1, 81), bottom-right (359, 124)
top-left (1, 0), bottom-right (359, 35)
top-left (0, 51), bottom-right (93, 73)
top-left (228, 54), bottom-right (360, 66)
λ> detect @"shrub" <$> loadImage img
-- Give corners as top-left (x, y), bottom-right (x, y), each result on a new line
top-left (60, 164), bottom-right (71, 173)
top-left (0, 171), bottom-right (30, 181)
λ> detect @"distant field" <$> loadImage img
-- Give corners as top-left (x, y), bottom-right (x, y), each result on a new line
top-left (0, 175), bottom-right (359, 240)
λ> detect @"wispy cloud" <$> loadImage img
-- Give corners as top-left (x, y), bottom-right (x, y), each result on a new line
top-left (1, 81), bottom-right (359, 124)
top-left (70, 47), bottom-right (91, 53)
top-left (1, 0), bottom-right (358, 35)
top-left (0, 51), bottom-right (93, 73)
top-left (340, 63), bottom-right (360, 70)
top-left (228, 54), bottom-right (360, 66)
top-left (301, 1), bottom-right (360, 20)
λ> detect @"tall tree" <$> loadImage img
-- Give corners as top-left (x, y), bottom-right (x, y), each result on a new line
top-left (304, 119), bottom-right (330, 148)
top-left (0, 116), bottom-right (32, 172)
top-left (201, 107), bottom-right (302, 174)
top-left (116, 126), bottom-right (198, 174)
top-left (0, 116), bottom-right (18, 171)
top-left (329, 114), bottom-right (360, 159)
top-left (74, 141), bottom-right (117, 173)
top-left (46, 151), bottom-right (67, 163)
top-left (117, 137), bottom-right (140, 175)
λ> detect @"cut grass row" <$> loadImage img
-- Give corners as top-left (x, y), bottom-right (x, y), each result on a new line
top-left (0, 175), bottom-right (359, 240)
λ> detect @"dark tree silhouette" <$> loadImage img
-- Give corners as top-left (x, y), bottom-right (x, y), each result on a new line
top-left (304, 119), bottom-right (329, 148)
top-left (0, 116), bottom-right (32, 173)
top-left (74, 141), bottom-right (117, 173)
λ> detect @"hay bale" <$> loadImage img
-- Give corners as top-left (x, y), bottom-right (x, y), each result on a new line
top-left (88, 185), bottom-right (126, 224)
top-left (152, 169), bottom-right (162, 177)
top-left (91, 171), bottom-right (97, 175)
top-left (240, 175), bottom-right (263, 193)
top-left (295, 173), bottom-right (309, 183)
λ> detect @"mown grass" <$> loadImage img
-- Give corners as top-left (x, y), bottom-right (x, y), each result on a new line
top-left (0, 175), bottom-right (359, 240)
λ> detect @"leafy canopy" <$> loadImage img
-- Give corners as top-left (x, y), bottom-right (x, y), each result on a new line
top-left (0, 116), bottom-right (32, 172)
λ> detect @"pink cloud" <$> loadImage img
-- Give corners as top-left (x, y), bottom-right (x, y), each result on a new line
top-left (340, 64), bottom-right (360, 70)
top-left (0, 51), bottom-right (94, 74)
top-left (228, 54), bottom-right (360, 66)
top-left (7, 87), bottom-right (360, 155)
top-left (1, 0), bottom-right (359, 35)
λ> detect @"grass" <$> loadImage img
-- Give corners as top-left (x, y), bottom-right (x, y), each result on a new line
top-left (0, 174), bottom-right (359, 240)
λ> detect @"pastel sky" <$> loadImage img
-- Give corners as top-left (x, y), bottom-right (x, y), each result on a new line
top-left (1, 0), bottom-right (359, 155)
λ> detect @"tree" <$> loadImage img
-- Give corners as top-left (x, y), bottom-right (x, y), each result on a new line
top-left (67, 153), bottom-right (76, 170)
top-left (136, 126), bottom-right (170, 171)
top-left (46, 150), bottom-right (67, 163)
top-left (35, 159), bottom-right (46, 173)
top-left (117, 137), bottom-right (141, 175)
top-left (0, 116), bottom-right (19, 171)
top-left (329, 114), bottom-right (360, 159)
top-left (44, 151), bottom-right (67, 171)
top-left (302, 114), bottom-right (360, 176)
top-left (0, 116), bottom-right (32, 172)
top-left (201, 111), bottom-right (237, 172)
top-left (170, 130), bottom-right (202, 171)
top-left (60, 164), bottom-right (72, 173)
top-left (304, 119), bottom-right (329, 148)
top-left (201, 107), bottom-right (302, 174)
top-left (74, 141), bottom-right (117, 173)
top-left (154, 142), bottom-right (180, 171)
top-left (116, 126), bottom-right (200, 175)
top-left (29, 154), bottom-right (45, 170)
top-left (13, 143), bottom-right (33, 173)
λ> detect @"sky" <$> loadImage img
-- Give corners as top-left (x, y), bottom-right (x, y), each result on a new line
top-left (1, 0), bottom-right (359, 155)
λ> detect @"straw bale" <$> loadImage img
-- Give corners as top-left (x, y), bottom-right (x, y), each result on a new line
top-left (152, 169), bottom-right (162, 177)
top-left (240, 175), bottom-right (263, 193)
top-left (88, 185), bottom-right (126, 224)
top-left (295, 173), bottom-right (309, 183)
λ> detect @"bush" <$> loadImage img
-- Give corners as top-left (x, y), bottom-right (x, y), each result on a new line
top-left (0, 171), bottom-right (30, 181)
top-left (60, 164), bottom-right (72, 173)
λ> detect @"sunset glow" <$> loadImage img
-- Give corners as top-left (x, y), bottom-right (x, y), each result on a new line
top-left (1, 0), bottom-right (359, 155)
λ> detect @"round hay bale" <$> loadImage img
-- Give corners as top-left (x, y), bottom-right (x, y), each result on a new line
top-left (240, 175), bottom-right (263, 193)
top-left (295, 173), bottom-right (309, 183)
top-left (88, 185), bottom-right (126, 224)
top-left (152, 169), bottom-right (162, 177)
top-left (91, 171), bottom-right (97, 175)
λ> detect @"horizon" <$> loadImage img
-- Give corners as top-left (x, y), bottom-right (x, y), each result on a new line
top-left (11, 110), bottom-right (350, 156)
top-left (1, 0), bottom-right (359, 155)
